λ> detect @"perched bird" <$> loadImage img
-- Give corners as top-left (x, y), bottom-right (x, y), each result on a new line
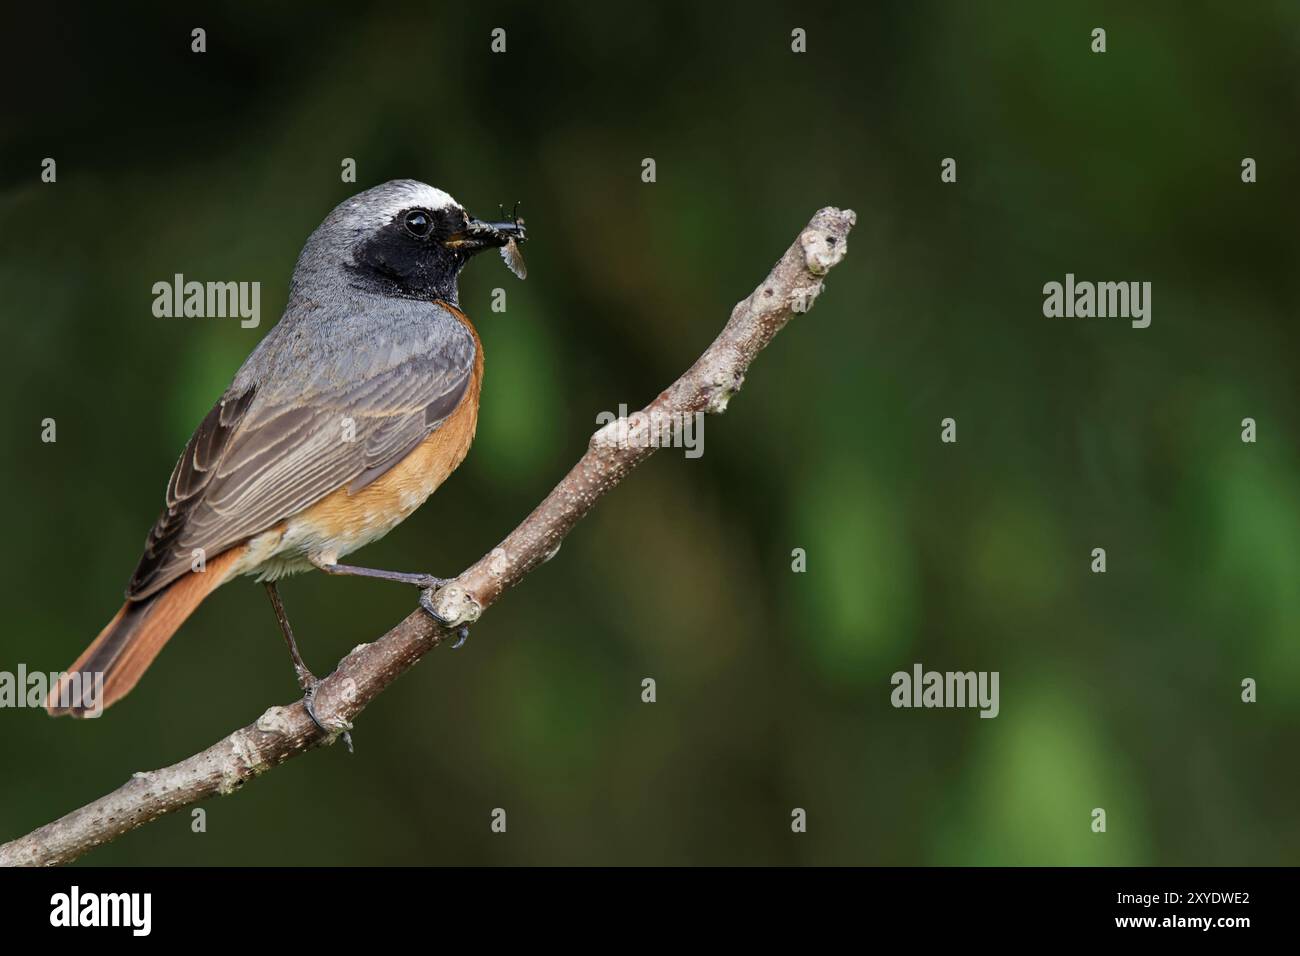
top-left (46, 180), bottom-right (526, 739)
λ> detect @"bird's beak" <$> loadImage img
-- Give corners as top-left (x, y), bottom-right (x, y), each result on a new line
top-left (443, 215), bottom-right (527, 254)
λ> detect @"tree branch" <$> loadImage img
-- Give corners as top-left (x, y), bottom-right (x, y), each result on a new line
top-left (0, 206), bottom-right (856, 867)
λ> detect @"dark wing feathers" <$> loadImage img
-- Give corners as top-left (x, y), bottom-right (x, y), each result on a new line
top-left (127, 314), bottom-right (475, 600)
top-left (130, 386), bottom-right (257, 595)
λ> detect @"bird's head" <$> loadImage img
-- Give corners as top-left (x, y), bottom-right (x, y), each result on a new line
top-left (292, 179), bottom-right (526, 305)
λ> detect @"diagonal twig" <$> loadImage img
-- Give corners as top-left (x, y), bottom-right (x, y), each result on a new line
top-left (0, 206), bottom-right (856, 866)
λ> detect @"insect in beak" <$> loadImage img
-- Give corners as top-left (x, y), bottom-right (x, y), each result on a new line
top-left (444, 206), bottom-right (527, 280)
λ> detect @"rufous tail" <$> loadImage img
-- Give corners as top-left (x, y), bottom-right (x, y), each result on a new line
top-left (46, 547), bottom-right (243, 717)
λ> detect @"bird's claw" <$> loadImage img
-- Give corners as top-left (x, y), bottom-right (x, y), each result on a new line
top-left (419, 588), bottom-right (471, 649)
top-left (303, 679), bottom-right (354, 753)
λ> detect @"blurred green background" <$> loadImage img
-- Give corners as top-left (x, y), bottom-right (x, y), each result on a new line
top-left (1, 1), bottom-right (1297, 865)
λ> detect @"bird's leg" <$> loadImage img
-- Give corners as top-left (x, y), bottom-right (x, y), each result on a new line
top-left (310, 558), bottom-right (471, 649)
top-left (263, 581), bottom-right (353, 752)
top-left (310, 558), bottom-right (445, 590)
top-left (264, 581), bottom-right (315, 689)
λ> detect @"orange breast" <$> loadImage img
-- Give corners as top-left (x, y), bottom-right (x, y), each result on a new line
top-left (284, 304), bottom-right (484, 558)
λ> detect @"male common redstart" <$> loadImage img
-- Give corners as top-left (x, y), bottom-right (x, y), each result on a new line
top-left (46, 180), bottom-right (526, 738)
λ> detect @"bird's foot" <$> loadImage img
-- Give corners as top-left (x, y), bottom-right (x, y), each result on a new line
top-left (419, 587), bottom-right (471, 649)
top-left (302, 678), bottom-right (354, 754)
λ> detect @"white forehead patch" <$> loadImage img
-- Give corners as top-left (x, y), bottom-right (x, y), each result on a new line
top-left (335, 179), bottom-right (462, 234)
top-left (397, 180), bottom-right (458, 212)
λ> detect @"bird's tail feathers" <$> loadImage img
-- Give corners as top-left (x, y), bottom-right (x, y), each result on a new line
top-left (45, 547), bottom-right (243, 717)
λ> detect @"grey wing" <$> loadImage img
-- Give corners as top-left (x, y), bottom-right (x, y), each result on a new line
top-left (127, 314), bottom-right (475, 600)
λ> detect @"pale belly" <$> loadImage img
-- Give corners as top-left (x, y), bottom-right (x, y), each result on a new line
top-left (244, 478), bottom-right (438, 582)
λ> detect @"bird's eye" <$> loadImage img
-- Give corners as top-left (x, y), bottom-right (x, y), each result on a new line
top-left (403, 210), bottom-right (432, 238)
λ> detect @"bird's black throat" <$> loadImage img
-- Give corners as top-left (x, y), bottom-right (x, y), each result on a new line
top-left (347, 219), bottom-right (469, 305)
